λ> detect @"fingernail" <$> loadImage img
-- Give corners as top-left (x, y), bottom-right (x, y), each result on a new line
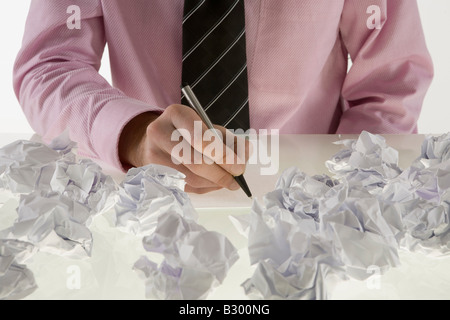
top-left (231, 164), bottom-right (244, 176)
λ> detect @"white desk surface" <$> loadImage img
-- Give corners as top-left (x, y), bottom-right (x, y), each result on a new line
top-left (2, 133), bottom-right (450, 300)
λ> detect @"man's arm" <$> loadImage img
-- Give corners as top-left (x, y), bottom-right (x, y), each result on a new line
top-left (13, 0), bottom-right (158, 171)
top-left (338, 0), bottom-right (434, 133)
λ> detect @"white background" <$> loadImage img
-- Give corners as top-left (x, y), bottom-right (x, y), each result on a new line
top-left (1, 0), bottom-right (448, 134)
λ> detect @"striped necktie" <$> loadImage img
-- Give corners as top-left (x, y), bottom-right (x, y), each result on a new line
top-left (181, 0), bottom-right (250, 131)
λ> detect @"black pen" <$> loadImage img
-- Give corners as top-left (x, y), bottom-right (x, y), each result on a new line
top-left (181, 83), bottom-right (253, 199)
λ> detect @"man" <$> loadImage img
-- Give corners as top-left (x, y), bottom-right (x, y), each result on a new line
top-left (13, 0), bottom-right (433, 194)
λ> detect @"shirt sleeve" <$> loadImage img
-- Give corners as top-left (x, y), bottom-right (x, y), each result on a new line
top-left (13, 0), bottom-right (163, 171)
top-left (337, 0), bottom-right (434, 134)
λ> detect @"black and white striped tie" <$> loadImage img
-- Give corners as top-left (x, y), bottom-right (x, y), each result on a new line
top-left (181, 0), bottom-right (250, 131)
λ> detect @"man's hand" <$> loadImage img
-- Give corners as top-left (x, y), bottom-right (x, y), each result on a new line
top-left (119, 104), bottom-right (251, 194)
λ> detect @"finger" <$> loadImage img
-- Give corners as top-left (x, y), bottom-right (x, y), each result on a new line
top-left (213, 125), bottom-right (252, 165)
top-left (164, 136), bottom-right (240, 190)
top-left (168, 105), bottom-right (246, 176)
top-left (139, 144), bottom-right (222, 190)
top-left (184, 185), bottom-right (223, 194)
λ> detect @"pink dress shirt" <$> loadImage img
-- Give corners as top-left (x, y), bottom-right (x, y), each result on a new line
top-left (13, 0), bottom-right (434, 171)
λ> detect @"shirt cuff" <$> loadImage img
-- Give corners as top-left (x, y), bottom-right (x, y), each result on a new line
top-left (90, 98), bottom-right (164, 172)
